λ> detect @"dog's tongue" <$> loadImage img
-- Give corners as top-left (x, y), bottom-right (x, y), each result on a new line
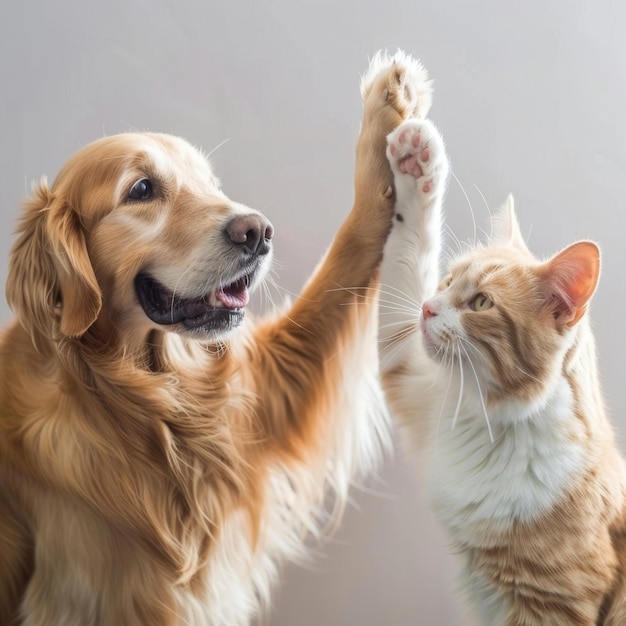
top-left (216, 279), bottom-right (249, 309)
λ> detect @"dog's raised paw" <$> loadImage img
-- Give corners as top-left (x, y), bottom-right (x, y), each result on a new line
top-left (360, 50), bottom-right (433, 120)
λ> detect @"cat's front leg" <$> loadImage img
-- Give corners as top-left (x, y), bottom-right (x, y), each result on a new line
top-left (378, 118), bottom-right (449, 368)
top-left (377, 118), bottom-right (449, 442)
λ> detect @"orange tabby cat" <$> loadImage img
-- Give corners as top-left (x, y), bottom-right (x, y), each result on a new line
top-left (378, 113), bottom-right (626, 624)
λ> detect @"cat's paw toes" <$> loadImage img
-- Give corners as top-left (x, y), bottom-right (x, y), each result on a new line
top-left (386, 119), bottom-right (449, 196)
top-left (361, 50), bottom-right (433, 121)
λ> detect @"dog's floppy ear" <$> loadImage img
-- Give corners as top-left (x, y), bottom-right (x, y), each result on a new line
top-left (6, 179), bottom-right (102, 345)
top-left (47, 187), bottom-right (102, 338)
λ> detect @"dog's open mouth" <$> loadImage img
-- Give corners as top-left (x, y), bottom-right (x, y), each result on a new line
top-left (135, 273), bottom-right (251, 332)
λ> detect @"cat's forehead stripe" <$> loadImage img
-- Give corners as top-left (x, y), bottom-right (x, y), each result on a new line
top-left (451, 252), bottom-right (537, 287)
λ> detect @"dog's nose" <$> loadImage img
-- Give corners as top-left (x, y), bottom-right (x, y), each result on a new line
top-left (226, 214), bottom-right (274, 256)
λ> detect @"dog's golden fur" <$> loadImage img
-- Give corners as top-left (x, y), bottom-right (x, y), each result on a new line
top-left (0, 53), bottom-right (430, 625)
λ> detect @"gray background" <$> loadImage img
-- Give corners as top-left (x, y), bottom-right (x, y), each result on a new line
top-left (1, 1), bottom-right (625, 624)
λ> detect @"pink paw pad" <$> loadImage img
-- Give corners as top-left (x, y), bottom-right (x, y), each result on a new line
top-left (399, 155), bottom-right (423, 178)
top-left (391, 125), bottom-right (431, 180)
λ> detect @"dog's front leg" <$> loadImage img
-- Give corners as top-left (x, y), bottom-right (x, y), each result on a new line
top-left (248, 52), bottom-right (432, 463)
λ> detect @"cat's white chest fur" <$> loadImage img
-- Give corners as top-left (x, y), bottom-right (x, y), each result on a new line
top-left (429, 376), bottom-right (586, 543)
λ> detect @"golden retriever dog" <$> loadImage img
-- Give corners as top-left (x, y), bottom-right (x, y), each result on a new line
top-left (0, 52), bottom-right (431, 625)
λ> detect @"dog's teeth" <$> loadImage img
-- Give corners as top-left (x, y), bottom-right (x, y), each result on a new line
top-left (206, 292), bottom-right (222, 308)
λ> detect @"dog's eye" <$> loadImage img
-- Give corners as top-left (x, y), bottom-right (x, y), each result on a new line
top-left (128, 179), bottom-right (153, 201)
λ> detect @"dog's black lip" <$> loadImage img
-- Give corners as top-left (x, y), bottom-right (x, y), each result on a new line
top-left (134, 273), bottom-right (250, 331)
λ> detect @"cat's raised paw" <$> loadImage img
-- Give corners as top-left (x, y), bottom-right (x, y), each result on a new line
top-left (386, 119), bottom-right (449, 197)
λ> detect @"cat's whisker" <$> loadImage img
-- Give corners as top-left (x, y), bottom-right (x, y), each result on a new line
top-left (377, 309), bottom-right (421, 322)
top-left (377, 282), bottom-right (419, 296)
top-left (376, 300), bottom-right (421, 315)
top-left (324, 285), bottom-right (383, 296)
top-left (377, 285), bottom-right (422, 308)
top-left (451, 342), bottom-right (464, 432)
top-left (325, 285), bottom-right (421, 314)
top-left (431, 356), bottom-right (452, 391)
top-left (345, 302), bottom-right (419, 322)
top-left (377, 308), bottom-right (420, 320)
top-left (458, 336), bottom-right (489, 366)
top-left (471, 185), bottom-right (494, 243)
top-left (378, 319), bottom-right (418, 342)
top-left (379, 343), bottom-right (407, 369)
top-left (460, 335), bottom-right (541, 387)
top-left (378, 320), bottom-right (418, 334)
top-left (321, 285), bottom-right (387, 308)
top-left (442, 248), bottom-right (456, 265)
top-left (444, 225), bottom-right (465, 256)
top-left (451, 170), bottom-right (478, 248)
top-left (376, 293), bottom-right (421, 309)
top-left (473, 183), bottom-right (491, 218)
top-left (459, 341), bottom-right (494, 444)
top-left (378, 328), bottom-right (417, 368)
top-left (435, 346), bottom-right (457, 453)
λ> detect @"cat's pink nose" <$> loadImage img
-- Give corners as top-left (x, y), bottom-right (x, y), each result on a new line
top-left (422, 301), bottom-right (437, 320)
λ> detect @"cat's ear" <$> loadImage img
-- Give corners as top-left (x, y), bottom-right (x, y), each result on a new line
top-left (490, 195), bottom-right (531, 254)
top-left (539, 241), bottom-right (600, 328)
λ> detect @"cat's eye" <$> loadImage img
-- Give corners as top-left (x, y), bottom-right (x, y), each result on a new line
top-left (469, 293), bottom-right (493, 311)
top-left (128, 178), bottom-right (153, 201)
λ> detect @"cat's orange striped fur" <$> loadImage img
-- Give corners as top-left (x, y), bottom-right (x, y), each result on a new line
top-left (378, 106), bottom-right (626, 622)
top-left (0, 52), bottom-right (432, 625)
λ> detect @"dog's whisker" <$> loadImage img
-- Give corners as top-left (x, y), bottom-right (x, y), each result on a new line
top-left (203, 137), bottom-right (231, 160)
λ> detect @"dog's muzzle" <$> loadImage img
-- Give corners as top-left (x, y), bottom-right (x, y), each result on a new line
top-left (135, 213), bottom-right (273, 335)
